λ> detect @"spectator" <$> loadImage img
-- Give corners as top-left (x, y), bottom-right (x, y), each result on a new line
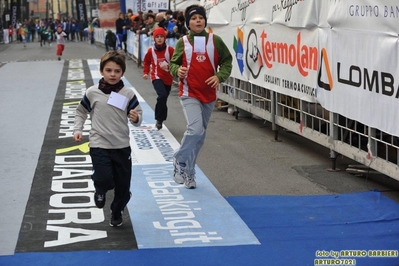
top-left (105, 30), bottom-right (117, 51)
top-left (173, 13), bottom-right (187, 39)
top-left (28, 19), bottom-right (36, 42)
top-left (16, 20), bottom-right (22, 42)
top-left (38, 25), bottom-right (46, 46)
top-left (165, 10), bottom-right (176, 38)
top-left (137, 13), bottom-right (156, 36)
top-left (131, 14), bottom-right (143, 32)
top-left (20, 24), bottom-right (28, 47)
top-left (78, 19), bottom-right (87, 42)
top-left (88, 18), bottom-right (96, 44)
top-left (155, 12), bottom-right (167, 30)
top-left (70, 19), bottom-right (77, 41)
top-left (125, 9), bottom-right (134, 31)
top-left (62, 19), bottom-right (70, 41)
top-left (45, 25), bottom-right (53, 46)
top-left (115, 12), bottom-right (126, 50)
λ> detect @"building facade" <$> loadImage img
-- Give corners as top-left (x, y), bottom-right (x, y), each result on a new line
top-left (1, 0), bottom-right (119, 27)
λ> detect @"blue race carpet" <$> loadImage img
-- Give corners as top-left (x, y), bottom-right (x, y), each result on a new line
top-left (2, 191), bottom-right (399, 266)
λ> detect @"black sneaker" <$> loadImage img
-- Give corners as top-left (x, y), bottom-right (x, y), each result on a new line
top-left (94, 192), bottom-right (105, 208)
top-left (156, 120), bottom-right (163, 130)
top-left (110, 211), bottom-right (123, 227)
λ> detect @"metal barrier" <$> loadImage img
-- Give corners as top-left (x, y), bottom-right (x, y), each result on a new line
top-left (93, 28), bottom-right (176, 63)
top-left (93, 28), bottom-right (399, 181)
top-left (220, 77), bottom-right (399, 181)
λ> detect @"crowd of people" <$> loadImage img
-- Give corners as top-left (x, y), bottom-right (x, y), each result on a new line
top-left (4, 17), bottom-right (100, 46)
top-left (4, 8), bottom-right (189, 52)
top-left (105, 8), bottom-right (188, 52)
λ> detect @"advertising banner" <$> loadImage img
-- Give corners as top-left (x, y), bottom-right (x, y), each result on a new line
top-left (201, 0), bottom-right (399, 136)
top-left (76, 0), bottom-right (88, 22)
top-left (204, 0), bottom-right (320, 102)
top-left (317, 29), bottom-right (399, 136)
top-left (124, 0), bottom-right (170, 14)
top-left (203, 0), bottom-right (322, 28)
top-left (219, 24), bottom-right (319, 102)
top-left (10, 0), bottom-right (20, 28)
top-left (98, 2), bottom-right (121, 28)
top-left (327, 0), bottom-right (399, 34)
top-left (125, 0), bottom-right (136, 13)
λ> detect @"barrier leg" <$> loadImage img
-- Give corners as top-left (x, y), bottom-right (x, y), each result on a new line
top-left (328, 150), bottom-right (341, 172)
top-left (271, 91), bottom-right (281, 142)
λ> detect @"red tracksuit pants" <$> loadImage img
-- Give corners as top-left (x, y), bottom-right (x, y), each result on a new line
top-left (56, 44), bottom-right (65, 56)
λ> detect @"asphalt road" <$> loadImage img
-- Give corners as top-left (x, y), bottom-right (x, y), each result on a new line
top-left (1, 39), bottom-right (399, 202)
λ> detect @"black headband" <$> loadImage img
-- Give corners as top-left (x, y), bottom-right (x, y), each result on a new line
top-left (185, 7), bottom-right (207, 29)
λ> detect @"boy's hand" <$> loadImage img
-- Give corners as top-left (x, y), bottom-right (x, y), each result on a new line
top-left (143, 74), bottom-right (148, 80)
top-left (129, 109), bottom-right (139, 123)
top-left (205, 75), bottom-right (220, 89)
top-left (178, 66), bottom-right (187, 78)
top-left (74, 133), bottom-right (82, 142)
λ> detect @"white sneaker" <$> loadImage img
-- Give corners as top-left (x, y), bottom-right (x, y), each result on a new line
top-left (184, 173), bottom-right (196, 189)
top-left (173, 158), bottom-right (185, 184)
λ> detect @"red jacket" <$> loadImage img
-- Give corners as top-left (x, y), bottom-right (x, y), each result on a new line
top-left (143, 45), bottom-right (174, 86)
top-left (180, 34), bottom-right (219, 103)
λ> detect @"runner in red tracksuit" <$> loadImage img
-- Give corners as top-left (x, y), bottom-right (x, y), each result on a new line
top-left (143, 27), bottom-right (174, 130)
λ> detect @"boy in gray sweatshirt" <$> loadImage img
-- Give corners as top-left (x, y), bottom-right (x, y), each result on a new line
top-left (74, 51), bottom-right (143, 227)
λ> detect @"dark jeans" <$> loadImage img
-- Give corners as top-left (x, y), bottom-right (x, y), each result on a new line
top-left (90, 147), bottom-right (132, 214)
top-left (152, 79), bottom-right (171, 122)
top-left (40, 34), bottom-right (46, 45)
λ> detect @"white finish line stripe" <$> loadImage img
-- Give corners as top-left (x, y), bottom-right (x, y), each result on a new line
top-left (87, 59), bottom-right (260, 249)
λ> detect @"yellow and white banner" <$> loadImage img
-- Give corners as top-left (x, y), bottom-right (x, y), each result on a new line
top-left (201, 0), bottom-right (399, 136)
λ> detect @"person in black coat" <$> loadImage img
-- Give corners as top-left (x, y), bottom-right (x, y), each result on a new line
top-left (105, 30), bottom-right (117, 51)
top-left (115, 12), bottom-right (126, 51)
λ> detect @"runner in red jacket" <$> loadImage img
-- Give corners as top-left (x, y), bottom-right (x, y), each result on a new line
top-left (143, 27), bottom-right (175, 130)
